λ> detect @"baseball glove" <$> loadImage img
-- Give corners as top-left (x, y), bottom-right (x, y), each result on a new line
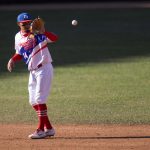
top-left (30, 17), bottom-right (45, 34)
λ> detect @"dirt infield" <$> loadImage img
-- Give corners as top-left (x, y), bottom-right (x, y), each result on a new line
top-left (0, 124), bottom-right (150, 150)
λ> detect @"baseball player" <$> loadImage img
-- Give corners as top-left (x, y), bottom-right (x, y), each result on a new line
top-left (7, 12), bottom-right (58, 139)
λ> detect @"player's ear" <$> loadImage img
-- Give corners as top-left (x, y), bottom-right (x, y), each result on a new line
top-left (17, 22), bottom-right (20, 26)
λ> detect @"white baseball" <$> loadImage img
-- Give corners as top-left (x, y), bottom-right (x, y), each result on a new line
top-left (72, 20), bottom-right (78, 26)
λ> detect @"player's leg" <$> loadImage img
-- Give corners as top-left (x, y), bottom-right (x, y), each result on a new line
top-left (35, 63), bottom-right (55, 136)
top-left (28, 72), bottom-right (36, 106)
top-left (28, 72), bottom-right (47, 139)
top-left (37, 104), bottom-right (55, 136)
top-left (28, 72), bottom-right (39, 116)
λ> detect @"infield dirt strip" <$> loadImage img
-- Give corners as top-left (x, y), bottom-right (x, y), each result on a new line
top-left (0, 124), bottom-right (150, 150)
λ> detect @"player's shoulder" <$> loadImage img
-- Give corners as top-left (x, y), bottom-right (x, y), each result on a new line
top-left (15, 31), bottom-right (20, 36)
top-left (15, 31), bottom-right (21, 39)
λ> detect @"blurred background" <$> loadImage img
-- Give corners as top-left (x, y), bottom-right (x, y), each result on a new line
top-left (0, 0), bottom-right (150, 4)
top-left (1, 1), bottom-right (150, 124)
top-left (1, 0), bottom-right (150, 72)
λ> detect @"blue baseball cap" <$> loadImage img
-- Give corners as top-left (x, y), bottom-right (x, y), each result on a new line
top-left (17, 12), bottom-right (32, 23)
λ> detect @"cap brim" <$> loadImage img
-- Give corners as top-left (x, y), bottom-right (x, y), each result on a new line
top-left (18, 20), bottom-right (32, 23)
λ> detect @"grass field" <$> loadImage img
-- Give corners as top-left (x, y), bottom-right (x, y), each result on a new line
top-left (0, 7), bottom-right (150, 124)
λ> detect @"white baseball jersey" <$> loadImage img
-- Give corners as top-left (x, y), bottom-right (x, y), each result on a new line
top-left (14, 31), bottom-right (57, 105)
top-left (15, 31), bottom-right (53, 71)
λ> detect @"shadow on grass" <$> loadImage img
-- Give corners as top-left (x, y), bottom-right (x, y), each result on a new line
top-left (2, 43), bottom-right (150, 74)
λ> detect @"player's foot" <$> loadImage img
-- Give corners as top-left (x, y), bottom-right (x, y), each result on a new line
top-left (45, 128), bottom-right (55, 137)
top-left (28, 129), bottom-right (46, 139)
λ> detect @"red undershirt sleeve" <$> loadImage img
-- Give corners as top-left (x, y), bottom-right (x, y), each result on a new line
top-left (11, 53), bottom-right (22, 62)
top-left (44, 31), bottom-right (58, 42)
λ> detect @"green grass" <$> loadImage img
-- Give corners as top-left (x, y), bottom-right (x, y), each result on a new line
top-left (0, 8), bottom-right (150, 124)
top-left (1, 57), bottom-right (150, 124)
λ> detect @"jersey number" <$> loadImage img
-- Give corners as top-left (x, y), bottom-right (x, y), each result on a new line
top-left (23, 52), bottom-right (28, 59)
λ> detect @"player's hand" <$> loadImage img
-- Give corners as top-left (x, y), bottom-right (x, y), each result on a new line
top-left (30, 17), bottom-right (45, 34)
top-left (7, 59), bottom-right (14, 72)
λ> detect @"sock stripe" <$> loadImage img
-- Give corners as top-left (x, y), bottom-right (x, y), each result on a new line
top-left (37, 110), bottom-right (47, 117)
top-left (32, 104), bottom-right (52, 130)
top-left (38, 114), bottom-right (48, 117)
top-left (36, 110), bottom-right (47, 113)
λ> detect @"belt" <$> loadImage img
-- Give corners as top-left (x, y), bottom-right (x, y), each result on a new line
top-left (33, 63), bottom-right (42, 70)
top-left (30, 63), bottom-right (43, 71)
top-left (37, 63), bottom-right (42, 69)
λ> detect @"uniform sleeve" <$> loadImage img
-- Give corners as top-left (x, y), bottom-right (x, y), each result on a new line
top-left (44, 31), bottom-right (58, 43)
top-left (12, 53), bottom-right (22, 62)
top-left (15, 34), bottom-right (21, 55)
top-left (11, 33), bottom-right (23, 62)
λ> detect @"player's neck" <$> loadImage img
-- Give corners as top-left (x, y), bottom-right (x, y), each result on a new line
top-left (21, 29), bottom-right (30, 33)
top-left (20, 30), bottom-right (30, 37)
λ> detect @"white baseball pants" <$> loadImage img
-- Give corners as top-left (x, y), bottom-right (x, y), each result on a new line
top-left (28, 63), bottom-right (53, 105)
